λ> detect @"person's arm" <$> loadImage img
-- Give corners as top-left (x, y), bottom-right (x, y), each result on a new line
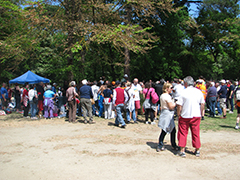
top-left (177, 105), bottom-right (182, 117)
top-left (167, 101), bottom-right (176, 110)
top-left (112, 90), bottom-right (116, 105)
top-left (124, 90), bottom-right (129, 104)
top-left (200, 103), bottom-right (205, 117)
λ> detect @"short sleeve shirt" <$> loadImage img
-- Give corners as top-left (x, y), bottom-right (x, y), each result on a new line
top-left (44, 90), bottom-right (55, 98)
top-left (160, 93), bottom-right (173, 110)
top-left (177, 86), bottom-right (205, 118)
top-left (132, 84), bottom-right (142, 101)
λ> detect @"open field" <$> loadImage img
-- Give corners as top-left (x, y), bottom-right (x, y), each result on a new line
top-left (0, 112), bottom-right (239, 180)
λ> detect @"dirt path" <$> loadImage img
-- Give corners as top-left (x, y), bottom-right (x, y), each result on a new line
top-left (0, 115), bottom-right (239, 180)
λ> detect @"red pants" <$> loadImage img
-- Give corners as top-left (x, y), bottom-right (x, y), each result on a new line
top-left (38, 100), bottom-right (43, 111)
top-left (178, 116), bottom-right (201, 149)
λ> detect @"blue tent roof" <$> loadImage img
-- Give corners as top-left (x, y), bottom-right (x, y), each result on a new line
top-left (9, 70), bottom-right (50, 84)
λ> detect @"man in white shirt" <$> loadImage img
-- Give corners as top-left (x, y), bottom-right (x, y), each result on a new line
top-left (132, 78), bottom-right (142, 120)
top-left (176, 76), bottom-right (205, 158)
top-left (91, 81), bottom-right (99, 116)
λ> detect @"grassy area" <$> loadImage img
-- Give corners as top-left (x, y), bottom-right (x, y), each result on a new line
top-left (200, 111), bottom-right (238, 132)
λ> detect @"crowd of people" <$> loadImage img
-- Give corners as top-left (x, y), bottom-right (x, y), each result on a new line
top-left (1, 74), bottom-right (240, 158)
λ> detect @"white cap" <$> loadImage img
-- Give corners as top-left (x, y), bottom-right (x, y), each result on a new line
top-left (220, 79), bottom-right (226, 84)
top-left (82, 79), bottom-right (88, 85)
top-left (124, 74), bottom-right (128, 78)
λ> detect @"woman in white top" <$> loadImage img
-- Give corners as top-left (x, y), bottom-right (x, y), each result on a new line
top-left (28, 84), bottom-right (38, 119)
top-left (157, 83), bottom-right (178, 152)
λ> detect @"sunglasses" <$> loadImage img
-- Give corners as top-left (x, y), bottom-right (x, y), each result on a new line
top-left (170, 87), bottom-right (173, 89)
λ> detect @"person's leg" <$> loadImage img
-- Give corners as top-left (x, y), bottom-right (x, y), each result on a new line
top-left (170, 127), bottom-right (177, 148)
top-left (150, 109), bottom-right (154, 122)
top-left (212, 97), bottom-right (216, 117)
top-left (104, 104), bottom-right (108, 119)
top-left (158, 130), bottom-right (166, 147)
top-left (108, 103), bottom-right (112, 119)
top-left (86, 99), bottom-right (93, 122)
top-left (189, 117), bottom-right (201, 149)
top-left (178, 117), bottom-right (190, 151)
top-left (208, 97), bottom-right (213, 116)
top-left (68, 101), bottom-right (73, 122)
top-left (72, 101), bottom-right (77, 122)
top-left (30, 101), bottom-right (33, 117)
top-left (116, 104), bottom-right (125, 126)
top-left (235, 107), bottom-right (240, 129)
top-left (145, 109), bottom-right (149, 123)
top-left (230, 98), bottom-right (234, 112)
top-left (132, 109), bottom-right (136, 121)
top-left (217, 100), bottom-right (222, 115)
top-left (33, 102), bottom-right (37, 117)
top-left (126, 109), bottom-right (130, 122)
top-left (81, 99), bottom-right (87, 122)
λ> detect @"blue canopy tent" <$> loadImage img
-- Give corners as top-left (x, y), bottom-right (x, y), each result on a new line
top-left (9, 70), bottom-right (50, 84)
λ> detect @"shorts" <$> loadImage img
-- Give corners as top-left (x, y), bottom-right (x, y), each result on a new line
top-left (219, 98), bottom-right (226, 109)
top-left (237, 106), bottom-right (240, 114)
top-left (135, 100), bottom-right (141, 110)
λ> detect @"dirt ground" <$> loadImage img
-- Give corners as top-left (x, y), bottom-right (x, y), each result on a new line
top-left (0, 114), bottom-right (239, 180)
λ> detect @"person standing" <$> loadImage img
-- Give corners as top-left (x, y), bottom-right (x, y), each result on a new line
top-left (103, 84), bottom-right (113, 119)
top-left (66, 81), bottom-right (78, 123)
top-left (22, 83), bottom-right (30, 117)
top-left (125, 82), bottom-right (137, 123)
top-left (113, 81), bottom-right (129, 128)
top-left (28, 85), bottom-right (38, 119)
top-left (132, 78), bottom-right (142, 120)
top-left (218, 80), bottom-right (228, 119)
top-left (80, 79), bottom-right (95, 124)
top-left (37, 82), bottom-right (45, 118)
top-left (91, 81), bottom-right (100, 116)
top-left (1, 83), bottom-right (8, 110)
top-left (234, 83), bottom-right (240, 129)
top-left (206, 82), bottom-right (217, 117)
top-left (157, 83), bottom-right (178, 152)
top-left (142, 82), bottom-right (157, 125)
top-left (227, 80), bottom-right (234, 114)
top-left (196, 79), bottom-right (207, 120)
top-left (43, 85), bottom-right (56, 119)
top-left (176, 76), bottom-right (205, 158)
top-left (14, 83), bottom-right (21, 113)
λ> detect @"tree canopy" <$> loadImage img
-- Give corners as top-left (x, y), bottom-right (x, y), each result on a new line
top-left (1, 0), bottom-right (240, 84)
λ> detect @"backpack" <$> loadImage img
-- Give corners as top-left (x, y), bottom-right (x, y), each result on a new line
top-left (236, 88), bottom-right (240, 101)
top-left (150, 90), bottom-right (159, 104)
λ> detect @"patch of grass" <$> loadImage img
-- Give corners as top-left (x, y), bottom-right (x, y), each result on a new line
top-left (200, 111), bottom-right (238, 132)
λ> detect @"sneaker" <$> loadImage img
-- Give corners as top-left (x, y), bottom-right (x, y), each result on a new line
top-left (145, 121), bottom-right (149, 124)
top-left (201, 116), bottom-right (205, 120)
top-left (120, 125), bottom-right (126, 128)
top-left (84, 120), bottom-right (88, 124)
top-left (89, 121), bottom-right (96, 124)
top-left (235, 126), bottom-right (239, 130)
top-left (151, 121), bottom-right (156, 125)
top-left (177, 152), bottom-right (186, 158)
top-left (195, 150), bottom-right (200, 157)
top-left (134, 121), bottom-right (138, 124)
top-left (229, 111), bottom-right (234, 114)
top-left (156, 145), bottom-right (165, 152)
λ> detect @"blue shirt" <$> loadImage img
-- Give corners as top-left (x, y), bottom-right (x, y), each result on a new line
top-left (207, 86), bottom-right (217, 97)
top-left (218, 85), bottom-right (228, 98)
top-left (80, 85), bottom-right (93, 99)
top-left (103, 89), bottom-right (112, 98)
top-left (0, 87), bottom-right (8, 99)
top-left (44, 90), bottom-right (55, 98)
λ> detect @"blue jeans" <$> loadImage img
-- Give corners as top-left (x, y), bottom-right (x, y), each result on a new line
top-left (208, 96), bottom-right (216, 116)
top-left (115, 104), bottom-right (126, 126)
top-left (229, 98), bottom-right (234, 111)
top-left (126, 109), bottom-right (136, 121)
top-left (30, 101), bottom-right (37, 117)
top-left (217, 100), bottom-right (222, 115)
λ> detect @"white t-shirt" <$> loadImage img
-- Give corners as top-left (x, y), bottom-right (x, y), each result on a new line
top-left (176, 86), bottom-right (204, 118)
top-left (160, 93), bottom-right (174, 110)
top-left (91, 85), bottom-right (99, 101)
top-left (28, 89), bottom-right (37, 101)
top-left (173, 84), bottom-right (184, 100)
top-left (132, 84), bottom-right (142, 101)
